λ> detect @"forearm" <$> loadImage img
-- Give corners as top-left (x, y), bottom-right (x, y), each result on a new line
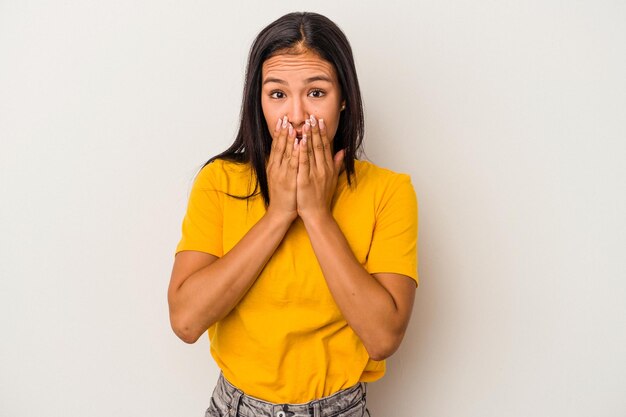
top-left (302, 213), bottom-right (409, 360)
top-left (169, 211), bottom-right (293, 342)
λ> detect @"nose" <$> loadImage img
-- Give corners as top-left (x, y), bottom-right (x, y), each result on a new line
top-left (288, 97), bottom-right (308, 130)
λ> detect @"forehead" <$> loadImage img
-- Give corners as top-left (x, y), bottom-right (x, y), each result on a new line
top-left (262, 50), bottom-right (337, 81)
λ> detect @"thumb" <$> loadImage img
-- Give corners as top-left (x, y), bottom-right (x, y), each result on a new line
top-left (334, 149), bottom-right (345, 172)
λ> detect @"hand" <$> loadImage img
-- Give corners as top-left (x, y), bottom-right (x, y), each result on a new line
top-left (266, 116), bottom-right (299, 223)
top-left (296, 114), bottom-right (345, 222)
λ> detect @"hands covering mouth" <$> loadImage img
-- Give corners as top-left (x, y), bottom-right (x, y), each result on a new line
top-left (267, 113), bottom-right (345, 223)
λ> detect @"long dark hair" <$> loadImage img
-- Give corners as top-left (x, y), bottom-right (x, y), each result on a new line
top-left (204, 11), bottom-right (365, 205)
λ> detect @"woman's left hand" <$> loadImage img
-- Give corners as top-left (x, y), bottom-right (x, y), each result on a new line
top-left (296, 115), bottom-right (345, 222)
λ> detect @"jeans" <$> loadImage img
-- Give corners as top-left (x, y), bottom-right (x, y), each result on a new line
top-left (205, 373), bottom-right (371, 417)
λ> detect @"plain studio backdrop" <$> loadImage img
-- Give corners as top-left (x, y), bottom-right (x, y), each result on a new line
top-left (1, 1), bottom-right (624, 416)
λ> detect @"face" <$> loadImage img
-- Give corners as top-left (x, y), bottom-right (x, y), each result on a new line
top-left (261, 49), bottom-right (345, 143)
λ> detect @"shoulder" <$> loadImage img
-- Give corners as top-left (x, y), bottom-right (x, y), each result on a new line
top-left (348, 160), bottom-right (417, 216)
top-left (198, 158), bottom-right (252, 177)
top-left (195, 158), bottom-right (254, 190)
top-left (352, 159), bottom-right (414, 194)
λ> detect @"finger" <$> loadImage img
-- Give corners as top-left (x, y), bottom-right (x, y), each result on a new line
top-left (298, 129), bottom-right (310, 176)
top-left (302, 119), bottom-right (313, 168)
top-left (318, 118), bottom-right (333, 166)
top-left (309, 115), bottom-right (325, 170)
top-left (288, 125), bottom-right (300, 172)
top-left (284, 123), bottom-right (297, 167)
top-left (270, 115), bottom-right (289, 166)
top-left (334, 148), bottom-right (345, 174)
top-left (272, 115), bottom-right (282, 138)
top-left (304, 120), bottom-right (314, 163)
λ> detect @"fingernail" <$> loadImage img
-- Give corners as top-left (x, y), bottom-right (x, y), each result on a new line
top-left (282, 115), bottom-right (288, 128)
top-left (301, 137), bottom-right (307, 145)
top-left (305, 119), bottom-right (311, 127)
top-left (310, 115), bottom-right (317, 127)
top-left (275, 118), bottom-right (282, 130)
top-left (319, 119), bottom-right (325, 129)
top-left (288, 124), bottom-right (294, 135)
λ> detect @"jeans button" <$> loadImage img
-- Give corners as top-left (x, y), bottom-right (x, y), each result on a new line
top-left (276, 412), bottom-right (286, 417)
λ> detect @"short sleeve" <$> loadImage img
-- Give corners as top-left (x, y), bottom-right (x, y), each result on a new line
top-left (175, 162), bottom-right (224, 257)
top-left (365, 174), bottom-right (418, 285)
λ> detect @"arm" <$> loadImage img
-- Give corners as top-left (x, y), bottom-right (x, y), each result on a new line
top-left (168, 212), bottom-right (293, 343)
top-left (168, 117), bottom-right (300, 343)
top-left (296, 116), bottom-right (416, 360)
top-left (302, 214), bottom-right (416, 360)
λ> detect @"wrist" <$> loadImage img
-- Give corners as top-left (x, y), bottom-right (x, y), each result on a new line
top-left (299, 209), bottom-right (334, 230)
top-left (265, 206), bottom-right (298, 228)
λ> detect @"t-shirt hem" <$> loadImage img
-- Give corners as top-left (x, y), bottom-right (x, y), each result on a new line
top-left (367, 264), bottom-right (418, 283)
top-left (175, 243), bottom-right (222, 257)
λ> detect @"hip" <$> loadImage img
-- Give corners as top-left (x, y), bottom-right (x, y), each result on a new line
top-left (205, 373), bottom-right (371, 417)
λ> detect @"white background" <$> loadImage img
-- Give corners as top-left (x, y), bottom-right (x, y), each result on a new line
top-left (1, 1), bottom-right (625, 416)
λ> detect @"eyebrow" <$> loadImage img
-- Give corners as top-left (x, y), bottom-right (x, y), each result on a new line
top-left (262, 75), bottom-right (333, 86)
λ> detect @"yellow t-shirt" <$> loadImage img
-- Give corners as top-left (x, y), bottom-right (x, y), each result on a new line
top-left (175, 158), bottom-right (418, 403)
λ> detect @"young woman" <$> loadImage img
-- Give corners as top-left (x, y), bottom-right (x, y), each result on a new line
top-left (168, 11), bottom-right (418, 417)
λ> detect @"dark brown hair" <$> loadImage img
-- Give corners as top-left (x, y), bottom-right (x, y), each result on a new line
top-left (205, 11), bottom-right (365, 205)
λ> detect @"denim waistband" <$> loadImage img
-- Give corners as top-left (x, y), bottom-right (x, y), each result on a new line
top-left (211, 373), bottom-right (367, 417)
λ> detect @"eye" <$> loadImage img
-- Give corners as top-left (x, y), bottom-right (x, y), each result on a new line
top-left (308, 89), bottom-right (326, 98)
top-left (269, 90), bottom-right (286, 99)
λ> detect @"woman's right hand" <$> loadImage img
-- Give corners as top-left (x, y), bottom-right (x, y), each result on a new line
top-left (169, 118), bottom-right (301, 341)
top-left (266, 115), bottom-right (299, 222)
top-left (169, 117), bottom-right (301, 343)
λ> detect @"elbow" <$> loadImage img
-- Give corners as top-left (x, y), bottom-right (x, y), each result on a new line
top-left (168, 293), bottom-right (213, 344)
top-left (175, 327), bottom-right (202, 344)
top-left (365, 331), bottom-right (405, 361)
top-left (367, 345), bottom-right (397, 361)
top-left (170, 314), bottom-right (204, 344)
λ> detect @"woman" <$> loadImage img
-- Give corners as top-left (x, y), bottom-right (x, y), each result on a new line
top-left (168, 11), bottom-right (418, 417)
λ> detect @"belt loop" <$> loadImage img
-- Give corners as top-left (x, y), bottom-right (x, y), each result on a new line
top-left (313, 401), bottom-right (321, 417)
top-left (229, 389), bottom-right (243, 417)
top-left (308, 400), bottom-right (320, 417)
top-left (361, 382), bottom-right (367, 399)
